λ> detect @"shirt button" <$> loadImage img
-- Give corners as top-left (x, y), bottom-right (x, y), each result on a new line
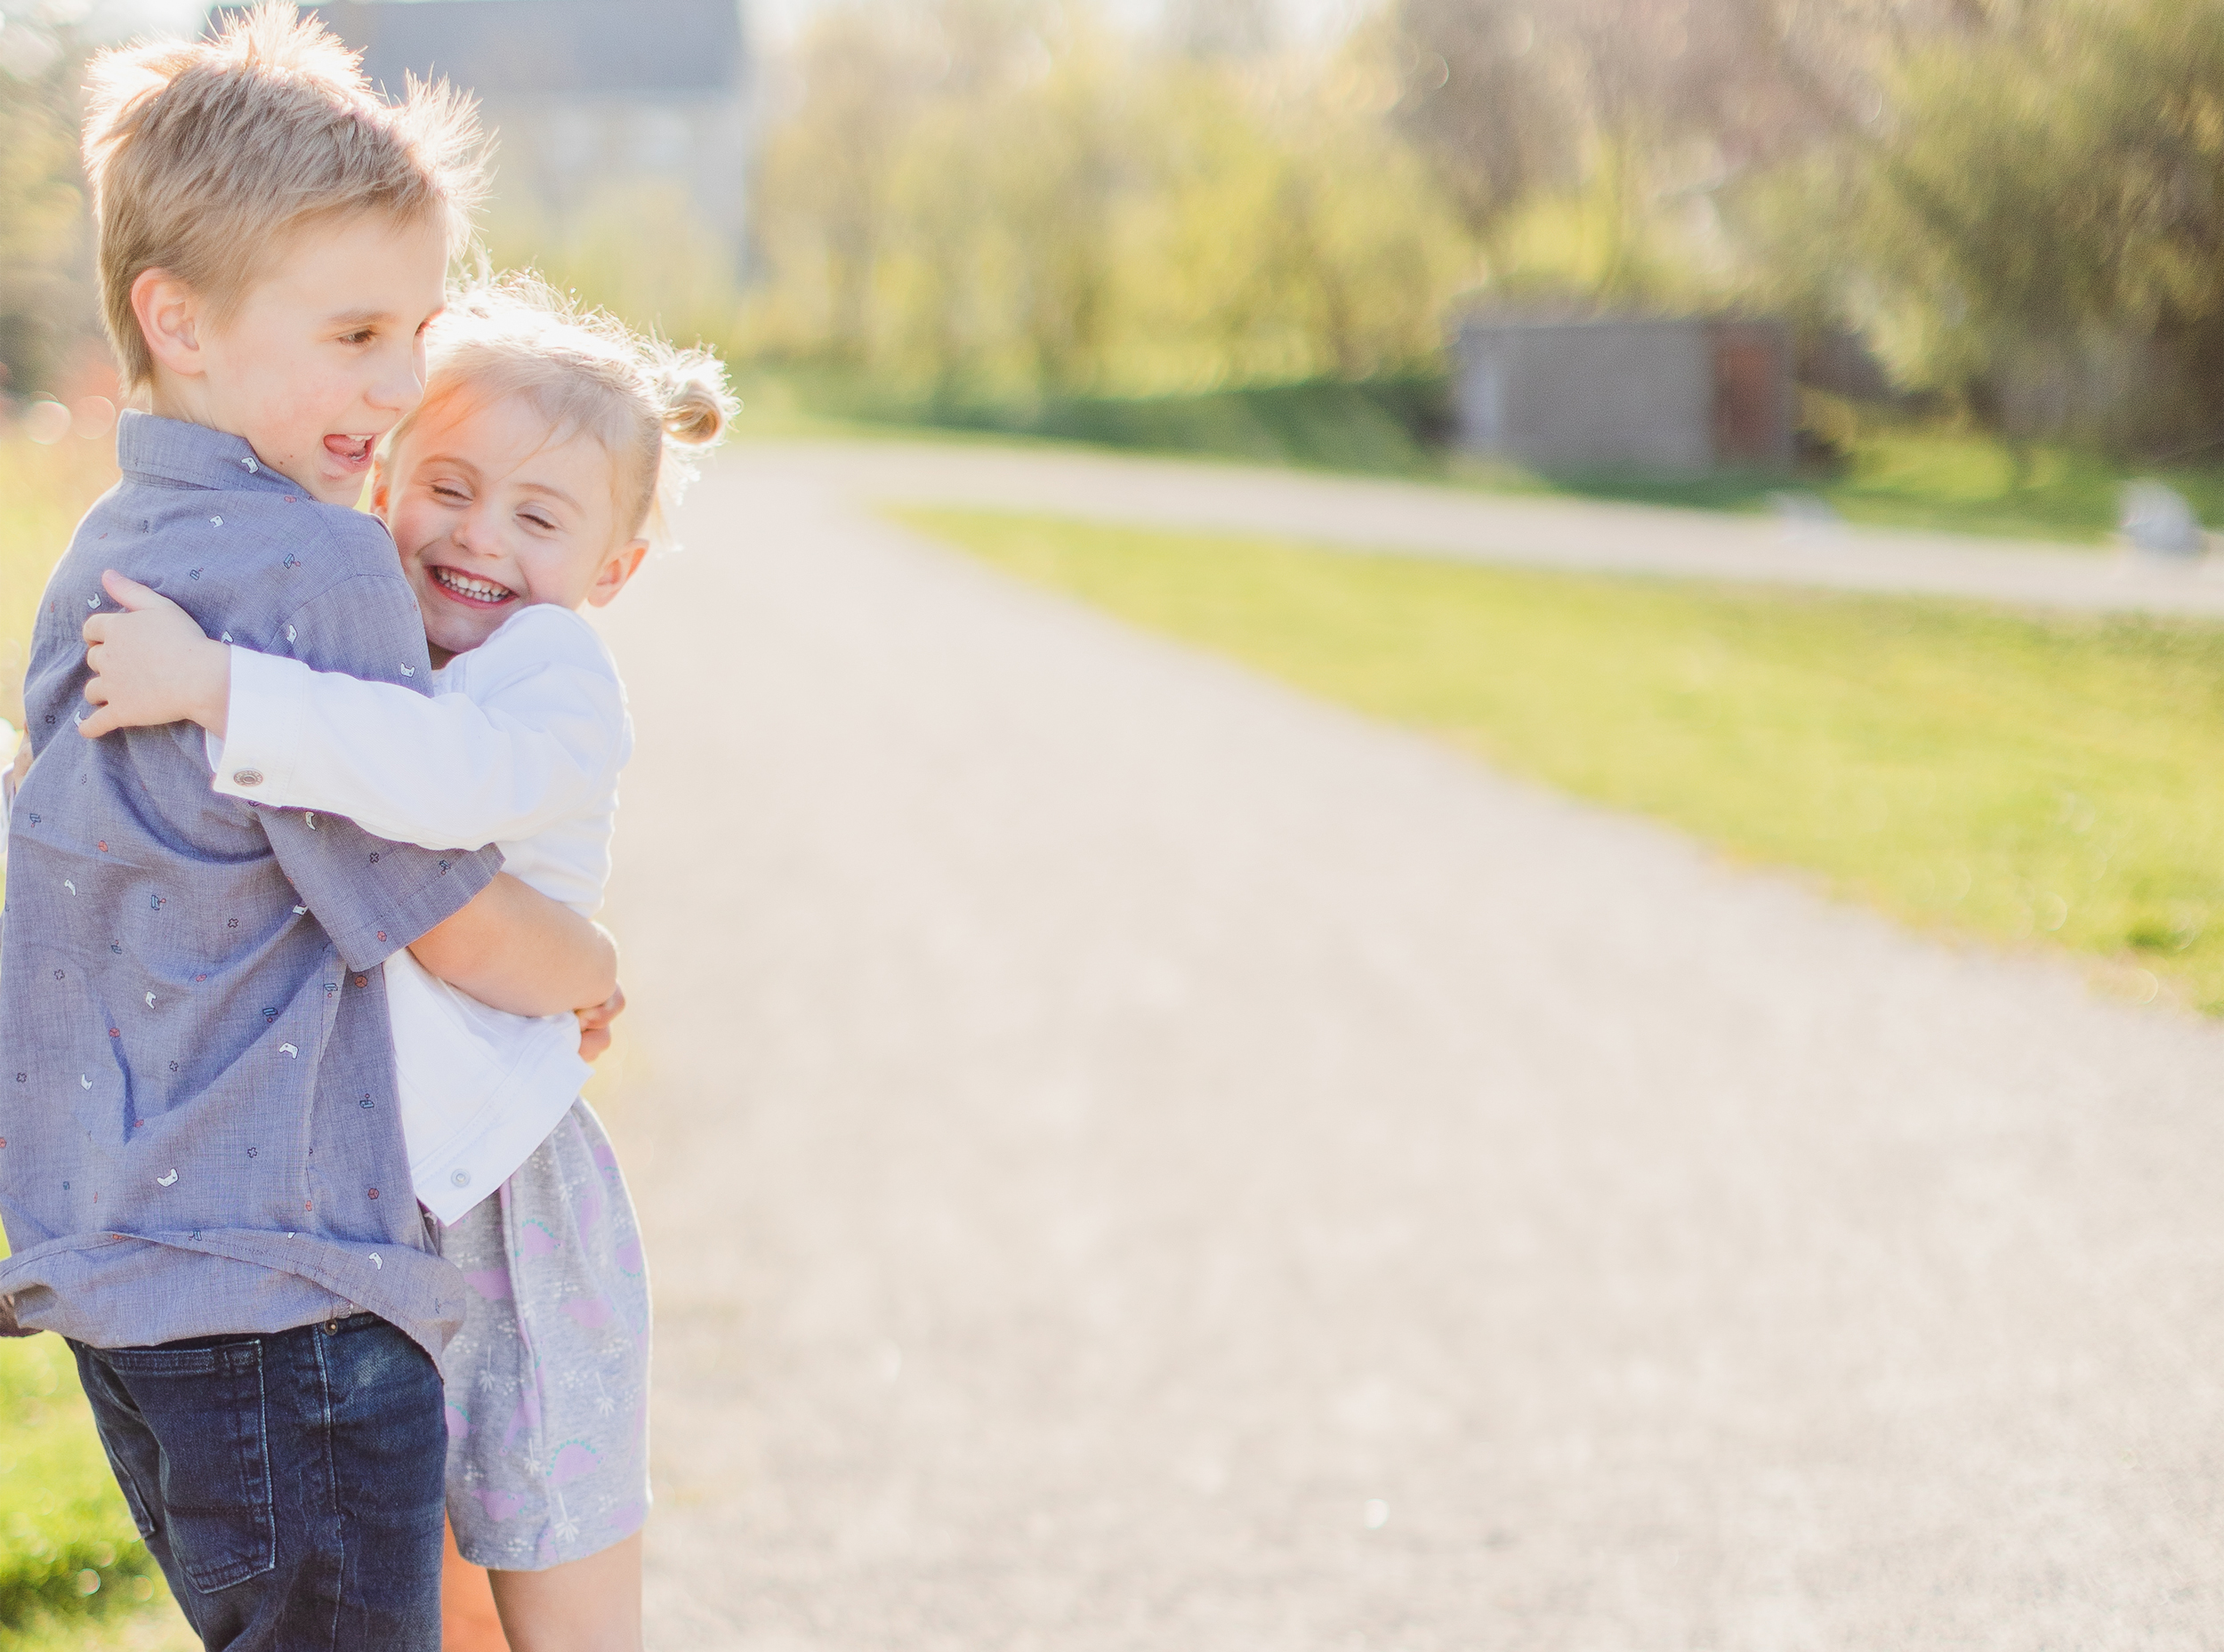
top-left (450, 1169), bottom-right (471, 1189)
top-left (231, 770), bottom-right (263, 787)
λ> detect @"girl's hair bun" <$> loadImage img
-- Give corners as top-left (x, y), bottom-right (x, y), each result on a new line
top-left (655, 346), bottom-right (737, 448)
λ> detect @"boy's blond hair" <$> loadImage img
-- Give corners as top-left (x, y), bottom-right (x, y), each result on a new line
top-left (399, 274), bottom-right (737, 548)
top-left (82, 3), bottom-right (488, 391)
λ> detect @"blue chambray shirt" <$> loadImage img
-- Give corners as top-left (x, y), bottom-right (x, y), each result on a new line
top-left (0, 411), bottom-right (502, 1360)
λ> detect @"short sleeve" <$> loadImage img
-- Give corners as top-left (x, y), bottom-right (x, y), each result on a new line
top-left (254, 569), bottom-right (501, 968)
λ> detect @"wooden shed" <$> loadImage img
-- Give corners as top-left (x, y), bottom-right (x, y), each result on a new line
top-left (1454, 315), bottom-right (1794, 476)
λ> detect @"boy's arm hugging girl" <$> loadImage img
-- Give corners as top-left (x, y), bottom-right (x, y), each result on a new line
top-left (0, 5), bottom-right (732, 1649)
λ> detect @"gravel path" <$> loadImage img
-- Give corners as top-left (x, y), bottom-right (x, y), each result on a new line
top-left (754, 435), bottom-right (2224, 616)
top-left (596, 444), bottom-right (2224, 1649)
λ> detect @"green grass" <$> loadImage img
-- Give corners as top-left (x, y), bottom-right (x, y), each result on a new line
top-left (747, 366), bottom-right (2224, 546)
top-left (1564, 428), bottom-right (2224, 545)
top-left (0, 1337), bottom-right (189, 1649)
top-left (901, 506), bottom-right (2224, 1012)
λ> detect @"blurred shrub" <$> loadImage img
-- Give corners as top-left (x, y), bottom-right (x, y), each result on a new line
top-left (1731, 0), bottom-right (2224, 449)
top-left (778, 367), bottom-right (1452, 470)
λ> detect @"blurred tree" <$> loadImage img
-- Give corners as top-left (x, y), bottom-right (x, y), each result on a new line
top-left (745, 0), bottom-right (1473, 397)
top-left (1120, 58), bottom-right (1468, 383)
top-left (1375, 0), bottom-right (1571, 234)
top-left (750, 4), bottom-right (942, 360)
top-left (1371, 0), bottom-right (1876, 320)
top-left (737, 0), bottom-right (2224, 450)
top-left (876, 18), bottom-right (1124, 391)
top-left (1795, 0), bottom-right (2224, 447)
top-left (0, 13), bottom-right (97, 398)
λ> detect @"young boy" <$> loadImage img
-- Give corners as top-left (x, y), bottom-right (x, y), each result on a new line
top-left (0, 9), bottom-right (616, 1648)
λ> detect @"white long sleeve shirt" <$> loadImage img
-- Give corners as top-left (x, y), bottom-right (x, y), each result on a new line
top-left (209, 604), bottom-right (632, 1223)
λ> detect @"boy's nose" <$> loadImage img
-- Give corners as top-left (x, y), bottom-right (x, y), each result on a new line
top-left (367, 347), bottom-right (425, 414)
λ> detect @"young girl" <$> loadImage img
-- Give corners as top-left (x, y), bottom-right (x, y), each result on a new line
top-left (78, 274), bottom-right (734, 1652)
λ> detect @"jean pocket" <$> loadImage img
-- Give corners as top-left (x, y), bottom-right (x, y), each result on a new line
top-left (101, 1342), bottom-right (277, 1593)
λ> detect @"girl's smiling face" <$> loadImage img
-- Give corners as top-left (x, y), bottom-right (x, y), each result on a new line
top-left (375, 390), bottom-right (649, 665)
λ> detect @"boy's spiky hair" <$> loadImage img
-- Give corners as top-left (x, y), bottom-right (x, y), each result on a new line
top-left (81, 2), bottom-right (489, 390)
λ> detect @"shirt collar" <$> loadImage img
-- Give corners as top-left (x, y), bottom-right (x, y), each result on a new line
top-left (116, 409), bottom-right (301, 496)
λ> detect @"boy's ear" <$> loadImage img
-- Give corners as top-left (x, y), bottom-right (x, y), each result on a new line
top-left (369, 455), bottom-right (391, 519)
top-left (584, 539), bottom-right (650, 609)
top-left (130, 270), bottom-right (208, 382)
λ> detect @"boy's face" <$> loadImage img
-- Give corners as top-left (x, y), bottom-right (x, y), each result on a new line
top-left (374, 391), bottom-right (649, 666)
top-left (165, 212), bottom-right (449, 507)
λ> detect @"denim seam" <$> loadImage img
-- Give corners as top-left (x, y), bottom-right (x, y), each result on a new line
top-left (310, 1323), bottom-right (343, 1652)
top-left (248, 1343), bottom-right (278, 1581)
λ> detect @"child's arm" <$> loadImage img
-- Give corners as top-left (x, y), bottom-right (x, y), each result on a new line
top-left (80, 571), bottom-right (619, 851)
top-left (415, 874), bottom-right (619, 1017)
top-left (81, 573), bottom-right (620, 1017)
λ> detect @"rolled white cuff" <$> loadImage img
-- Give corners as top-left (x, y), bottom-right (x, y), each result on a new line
top-left (208, 646), bottom-right (310, 804)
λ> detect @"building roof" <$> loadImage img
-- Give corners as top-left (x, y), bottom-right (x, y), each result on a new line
top-left (212, 1), bottom-right (745, 100)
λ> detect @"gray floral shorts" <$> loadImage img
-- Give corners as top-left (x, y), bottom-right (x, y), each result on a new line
top-left (436, 1100), bottom-right (652, 1570)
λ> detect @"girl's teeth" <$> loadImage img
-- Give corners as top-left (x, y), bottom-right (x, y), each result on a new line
top-left (435, 568), bottom-right (512, 602)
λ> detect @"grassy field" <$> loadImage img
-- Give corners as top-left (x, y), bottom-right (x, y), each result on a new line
top-left (0, 1339), bottom-right (190, 1649)
top-left (901, 507), bottom-right (2224, 1013)
top-left (1559, 425), bottom-right (2224, 546)
top-left (745, 367), bottom-right (2224, 546)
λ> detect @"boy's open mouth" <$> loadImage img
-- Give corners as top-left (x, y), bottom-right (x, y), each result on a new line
top-left (324, 434), bottom-right (375, 471)
top-left (428, 565), bottom-right (517, 607)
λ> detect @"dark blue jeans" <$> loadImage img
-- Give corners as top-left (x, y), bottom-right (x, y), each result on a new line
top-left (71, 1313), bottom-right (446, 1651)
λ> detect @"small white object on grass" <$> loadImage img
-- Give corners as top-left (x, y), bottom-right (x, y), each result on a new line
top-left (1770, 490), bottom-right (1845, 546)
top-left (2120, 480), bottom-right (2206, 557)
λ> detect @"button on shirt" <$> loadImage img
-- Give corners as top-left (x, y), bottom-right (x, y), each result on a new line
top-left (0, 412), bottom-right (502, 1359)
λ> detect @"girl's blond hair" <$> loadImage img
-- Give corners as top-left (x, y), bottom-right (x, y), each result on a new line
top-left (401, 275), bottom-right (737, 547)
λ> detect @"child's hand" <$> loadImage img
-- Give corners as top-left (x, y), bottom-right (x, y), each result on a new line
top-left (79, 571), bottom-right (232, 738)
top-left (576, 983), bottom-right (626, 1063)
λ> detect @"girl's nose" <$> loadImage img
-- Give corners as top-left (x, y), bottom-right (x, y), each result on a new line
top-left (449, 513), bottom-right (495, 557)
